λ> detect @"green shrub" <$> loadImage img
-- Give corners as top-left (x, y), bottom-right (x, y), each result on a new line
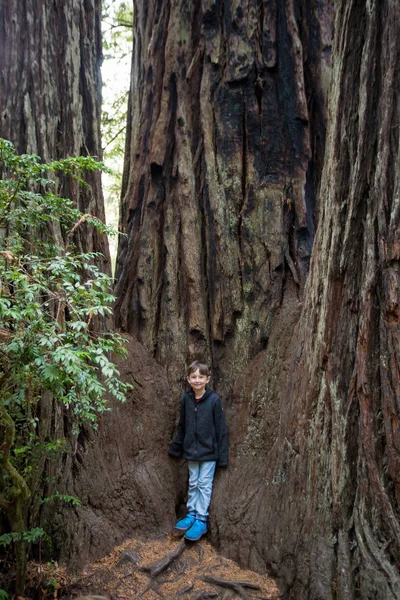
top-left (0, 138), bottom-right (131, 594)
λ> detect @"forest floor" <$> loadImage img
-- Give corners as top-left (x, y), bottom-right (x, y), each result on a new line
top-left (25, 533), bottom-right (281, 600)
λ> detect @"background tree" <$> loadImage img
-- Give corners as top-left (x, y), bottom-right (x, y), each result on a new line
top-left (0, 0), bottom-right (112, 591)
top-left (0, 0), bottom-right (108, 264)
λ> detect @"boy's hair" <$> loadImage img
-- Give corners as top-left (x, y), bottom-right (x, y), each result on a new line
top-left (187, 361), bottom-right (210, 377)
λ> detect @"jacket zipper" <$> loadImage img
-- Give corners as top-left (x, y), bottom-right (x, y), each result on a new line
top-left (194, 401), bottom-right (198, 460)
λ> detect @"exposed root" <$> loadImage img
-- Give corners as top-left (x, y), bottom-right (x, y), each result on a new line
top-left (202, 574), bottom-right (261, 599)
top-left (191, 591), bottom-right (218, 599)
top-left (138, 578), bottom-right (166, 599)
top-left (177, 583), bottom-right (194, 595)
top-left (139, 538), bottom-right (187, 578)
top-left (59, 535), bottom-right (280, 599)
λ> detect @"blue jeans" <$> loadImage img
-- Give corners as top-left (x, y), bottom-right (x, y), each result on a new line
top-left (187, 461), bottom-right (217, 522)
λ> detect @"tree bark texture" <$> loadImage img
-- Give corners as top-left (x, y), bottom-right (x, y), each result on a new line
top-left (212, 1), bottom-right (400, 598)
top-left (0, 0), bottom-right (111, 570)
top-left (47, 336), bottom-right (178, 569)
top-left (114, 0), bottom-right (333, 395)
top-left (0, 0), bottom-right (109, 262)
top-left (114, 0), bottom-right (400, 598)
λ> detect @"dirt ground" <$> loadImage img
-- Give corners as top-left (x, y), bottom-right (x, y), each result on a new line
top-left (37, 533), bottom-right (281, 599)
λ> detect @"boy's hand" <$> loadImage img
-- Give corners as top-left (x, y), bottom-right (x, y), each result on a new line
top-left (168, 442), bottom-right (182, 457)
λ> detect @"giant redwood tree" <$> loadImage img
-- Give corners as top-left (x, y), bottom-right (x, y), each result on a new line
top-left (1, 0), bottom-right (399, 598)
top-left (114, 0), bottom-right (333, 394)
top-left (114, 0), bottom-right (400, 598)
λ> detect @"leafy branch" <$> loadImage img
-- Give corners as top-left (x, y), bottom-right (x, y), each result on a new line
top-left (0, 138), bottom-right (132, 594)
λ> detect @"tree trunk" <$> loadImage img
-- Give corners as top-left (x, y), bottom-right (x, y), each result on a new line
top-left (0, 0), bottom-right (109, 262)
top-left (114, 0), bottom-right (400, 598)
top-left (213, 1), bottom-right (400, 598)
top-left (114, 0), bottom-right (333, 397)
top-left (0, 0), bottom-right (109, 589)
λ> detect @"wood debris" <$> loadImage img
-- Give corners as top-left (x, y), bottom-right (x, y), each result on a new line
top-left (58, 534), bottom-right (280, 600)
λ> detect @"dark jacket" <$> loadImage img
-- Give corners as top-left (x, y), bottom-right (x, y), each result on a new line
top-left (168, 388), bottom-right (228, 467)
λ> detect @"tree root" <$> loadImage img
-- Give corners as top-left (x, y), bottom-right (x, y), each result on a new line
top-left (202, 575), bottom-right (261, 599)
top-left (69, 539), bottom-right (278, 600)
top-left (139, 538), bottom-right (187, 578)
top-left (191, 591), bottom-right (218, 600)
top-left (138, 578), bottom-right (166, 599)
top-left (135, 538), bottom-right (189, 599)
top-left (177, 583), bottom-right (194, 595)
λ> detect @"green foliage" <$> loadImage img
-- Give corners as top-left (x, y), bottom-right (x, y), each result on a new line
top-left (0, 138), bottom-right (132, 583)
top-left (40, 492), bottom-right (82, 506)
top-left (0, 528), bottom-right (45, 548)
top-left (0, 139), bottom-right (130, 435)
top-left (101, 0), bottom-right (133, 161)
top-left (0, 589), bottom-right (9, 600)
top-left (102, 1), bottom-right (133, 62)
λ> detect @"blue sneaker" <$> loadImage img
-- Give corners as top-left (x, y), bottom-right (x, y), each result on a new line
top-left (174, 514), bottom-right (196, 531)
top-left (184, 519), bottom-right (207, 541)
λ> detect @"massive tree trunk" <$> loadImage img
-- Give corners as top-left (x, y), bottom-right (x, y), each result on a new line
top-left (114, 0), bottom-right (333, 396)
top-left (114, 0), bottom-right (400, 598)
top-left (214, 1), bottom-right (400, 598)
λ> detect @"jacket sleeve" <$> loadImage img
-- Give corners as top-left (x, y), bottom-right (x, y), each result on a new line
top-left (214, 396), bottom-right (229, 467)
top-left (168, 395), bottom-right (186, 457)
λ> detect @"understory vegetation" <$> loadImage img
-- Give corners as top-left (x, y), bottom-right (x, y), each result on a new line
top-left (0, 139), bottom-right (131, 595)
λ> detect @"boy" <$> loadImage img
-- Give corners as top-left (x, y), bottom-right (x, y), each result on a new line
top-left (168, 361), bottom-right (228, 541)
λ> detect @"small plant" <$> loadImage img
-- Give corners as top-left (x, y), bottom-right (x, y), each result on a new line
top-left (0, 528), bottom-right (45, 548)
top-left (0, 139), bottom-right (131, 594)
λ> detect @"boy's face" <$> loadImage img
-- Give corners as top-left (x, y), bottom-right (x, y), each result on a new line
top-left (187, 369), bottom-right (210, 396)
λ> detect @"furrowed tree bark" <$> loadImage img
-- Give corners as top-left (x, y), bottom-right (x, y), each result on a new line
top-left (213, 1), bottom-right (400, 598)
top-left (114, 0), bottom-right (400, 598)
top-left (114, 0), bottom-right (333, 396)
top-left (0, 0), bottom-right (109, 263)
top-left (0, 0), bottom-right (110, 586)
